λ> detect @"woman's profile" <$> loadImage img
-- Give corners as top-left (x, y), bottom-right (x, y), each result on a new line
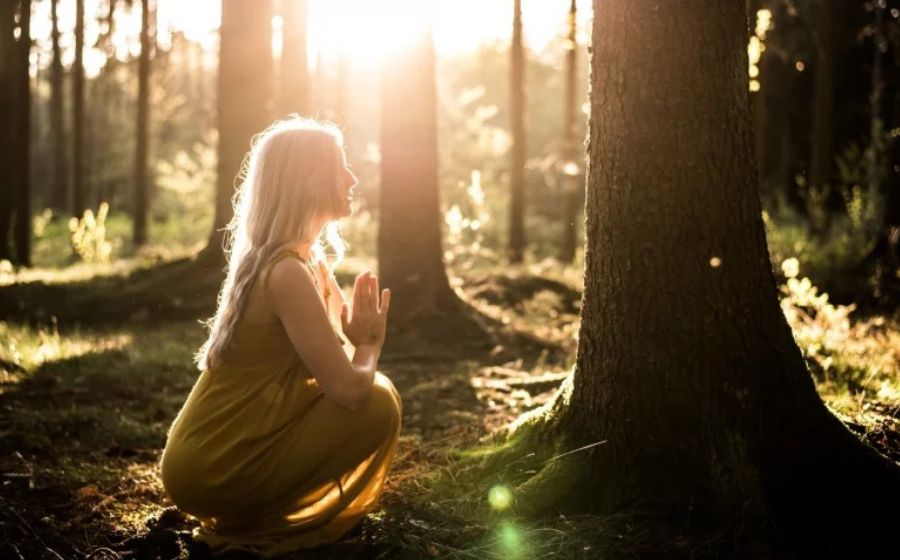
top-left (160, 117), bottom-right (401, 557)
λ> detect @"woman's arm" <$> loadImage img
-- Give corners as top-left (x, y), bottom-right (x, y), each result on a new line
top-left (267, 259), bottom-right (385, 411)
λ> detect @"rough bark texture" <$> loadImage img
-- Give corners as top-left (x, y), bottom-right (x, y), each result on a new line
top-left (551, 1), bottom-right (900, 554)
top-left (378, 28), bottom-right (458, 326)
top-left (13, 0), bottom-right (30, 266)
top-left (559, 0), bottom-right (579, 263)
top-left (507, 0), bottom-right (526, 263)
top-left (72, 0), bottom-right (85, 217)
top-left (280, 0), bottom-right (308, 117)
top-left (49, 0), bottom-right (68, 212)
top-left (134, 0), bottom-right (152, 246)
top-left (206, 0), bottom-right (273, 257)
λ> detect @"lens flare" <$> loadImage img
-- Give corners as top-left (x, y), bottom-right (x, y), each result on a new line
top-left (488, 484), bottom-right (513, 510)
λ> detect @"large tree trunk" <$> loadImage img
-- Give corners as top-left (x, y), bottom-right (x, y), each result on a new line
top-left (808, 0), bottom-right (834, 234)
top-left (507, 0), bottom-right (525, 263)
top-left (49, 0), bottom-right (68, 212)
top-left (0, 1), bottom-right (15, 261)
top-left (279, 0), bottom-right (308, 117)
top-left (531, 1), bottom-right (900, 555)
top-left (134, 0), bottom-right (152, 246)
top-left (72, 0), bottom-right (85, 217)
top-left (559, 0), bottom-right (579, 263)
top-left (12, 0), bottom-right (31, 266)
top-left (378, 26), bottom-right (458, 326)
top-left (205, 0), bottom-right (273, 259)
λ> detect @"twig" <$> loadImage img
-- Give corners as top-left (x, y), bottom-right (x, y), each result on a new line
top-left (542, 440), bottom-right (608, 465)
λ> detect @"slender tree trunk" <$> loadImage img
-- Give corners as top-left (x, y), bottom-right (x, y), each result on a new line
top-left (72, 0), bottom-right (85, 216)
top-left (508, 0), bottom-right (526, 263)
top-left (0, 2), bottom-right (15, 261)
top-left (379, 26), bottom-right (458, 326)
top-left (49, 0), bottom-right (68, 212)
top-left (206, 0), bottom-right (274, 258)
top-left (134, 0), bottom-right (152, 246)
top-left (559, 0), bottom-right (579, 263)
top-left (534, 1), bottom-right (900, 555)
top-left (279, 0), bottom-right (308, 117)
top-left (749, 0), bottom-right (769, 201)
top-left (808, 0), bottom-right (834, 234)
top-left (13, 0), bottom-right (31, 266)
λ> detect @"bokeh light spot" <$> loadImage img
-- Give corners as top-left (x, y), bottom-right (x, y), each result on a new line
top-left (488, 484), bottom-right (513, 510)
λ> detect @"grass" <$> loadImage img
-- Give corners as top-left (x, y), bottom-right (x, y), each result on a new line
top-left (0, 243), bottom-right (897, 558)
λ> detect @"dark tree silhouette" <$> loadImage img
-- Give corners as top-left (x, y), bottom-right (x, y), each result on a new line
top-left (808, 0), bottom-right (834, 234)
top-left (12, 0), bottom-right (31, 266)
top-left (134, 0), bottom-right (153, 246)
top-left (206, 0), bottom-right (274, 258)
top-left (379, 26), bottom-right (458, 326)
top-left (72, 0), bottom-right (85, 216)
top-left (49, 0), bottom-right (68, 212)
top-left (0, 1), bottom-right (16, 261)
top-left (507, 0), bottom-right (526, 263)
top-left (280, 0), bottom-right (309, 117)
top-left (510, 2), bottom-right (900, 556)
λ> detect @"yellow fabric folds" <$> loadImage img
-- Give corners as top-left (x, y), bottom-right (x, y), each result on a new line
top-left (160, 251), bottom-right (401, 557)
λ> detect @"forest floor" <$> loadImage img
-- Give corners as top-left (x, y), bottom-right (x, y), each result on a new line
top-left (0, 254), bottom-right (898, 559)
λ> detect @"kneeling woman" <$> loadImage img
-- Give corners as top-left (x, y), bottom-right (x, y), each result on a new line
top-left (160, 118), bottom-right (401, 557)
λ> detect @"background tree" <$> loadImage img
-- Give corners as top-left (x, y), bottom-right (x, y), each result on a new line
top-left (559, 0), bottom-right (579, 263)
top-left (13, 0), bottom-right (31, 266)
top-left (379, 25), bottom-right (459, 326)
top-left (49, 0), bottom-right (68, 212)
top-left (0, 2), bottom-right (16, 262)
top-left (72, 0), bottom-right (86, 217)
top-left (507, 1), bottom-right (900, 555)
top-left (507, 0), bottom-right (526, 263)
top-left (808, 0), bottom-right (835, 234)
top-left (280, 0), bottom-right (309, 117)
top-left (206, 0), bottom-right (274, 258)
top-left (134, 0), bottom-right (153, 246)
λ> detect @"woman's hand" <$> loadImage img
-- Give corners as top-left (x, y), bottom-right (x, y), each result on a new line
top-left (340, 271), bottom-right (391, 348)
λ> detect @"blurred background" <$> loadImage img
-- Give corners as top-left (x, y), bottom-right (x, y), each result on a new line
top-left (1, 0), bottom-right (895, 307)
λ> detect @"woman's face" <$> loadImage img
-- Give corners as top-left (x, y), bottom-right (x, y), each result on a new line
top-left (331, 145), bottom-right (358, 219)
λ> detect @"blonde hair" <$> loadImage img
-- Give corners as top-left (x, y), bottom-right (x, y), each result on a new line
top-left (196, 117), bottom-right (347, 371)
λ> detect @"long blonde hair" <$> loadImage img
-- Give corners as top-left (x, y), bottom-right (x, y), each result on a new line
top-left (196, 117), bottom-right (347, 371)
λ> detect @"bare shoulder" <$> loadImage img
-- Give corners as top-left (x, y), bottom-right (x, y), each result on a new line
top-left (266, 257), bottom-right (319, 307)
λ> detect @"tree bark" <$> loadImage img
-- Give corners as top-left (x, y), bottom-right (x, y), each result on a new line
top-left (541, 1), bottom-right (900, 554)
top-left (13, 0), bottom-right (31, 266)
top-left (378, 26), bottom-right (458, 326)
top-left (808, 0), bottom-right (834, 234)
top-left (559, 0), bottom-right (579, 263)
top-left (279, 0), bottom-right (309, 117)
top-left (134, 0), bottom-right (152, 246)
top-left (72, 0), bottom-right (85, 217)
top-left (507, 0), bottom-right (526, 263)
top-left (49, 0), bottom-right (68, 212)
top-left (206, 0), bottom-right (274, 258)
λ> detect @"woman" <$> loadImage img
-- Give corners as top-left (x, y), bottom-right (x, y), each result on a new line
top-left (160, 118), bottom-right (401, 557)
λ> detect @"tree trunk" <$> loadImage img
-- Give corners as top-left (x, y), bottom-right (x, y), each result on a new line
top-left (0, 1), bottom-right (15, 261)
top-left (13, 0), bottom-right (31, 266)
top-left (206, 0), bottom-right (274, 258)
top-left (72, 0), bottom-right (85, 217)
top-left (536, 1), bottom-right (900, 554)
top-left (378, 26), bottom-right (458, 326)
top-left (559, 0), bottom-right (579, 263)
top-left (134, 0), bottom-right (152, 246)
top-left (49, 0), bottom-right (68, 212)
top-left (279, 0), bottom-right (308, 117)
top-left (507, 0), bottom-right (526, 263)
top-left (808, 0), bottom-right (834, 234)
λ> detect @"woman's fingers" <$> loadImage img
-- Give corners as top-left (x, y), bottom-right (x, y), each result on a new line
top-left (379, 288), bottom-right (391, 316)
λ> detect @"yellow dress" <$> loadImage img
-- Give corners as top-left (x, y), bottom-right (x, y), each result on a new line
top-left (160, 250), bottom-right (402, 557)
